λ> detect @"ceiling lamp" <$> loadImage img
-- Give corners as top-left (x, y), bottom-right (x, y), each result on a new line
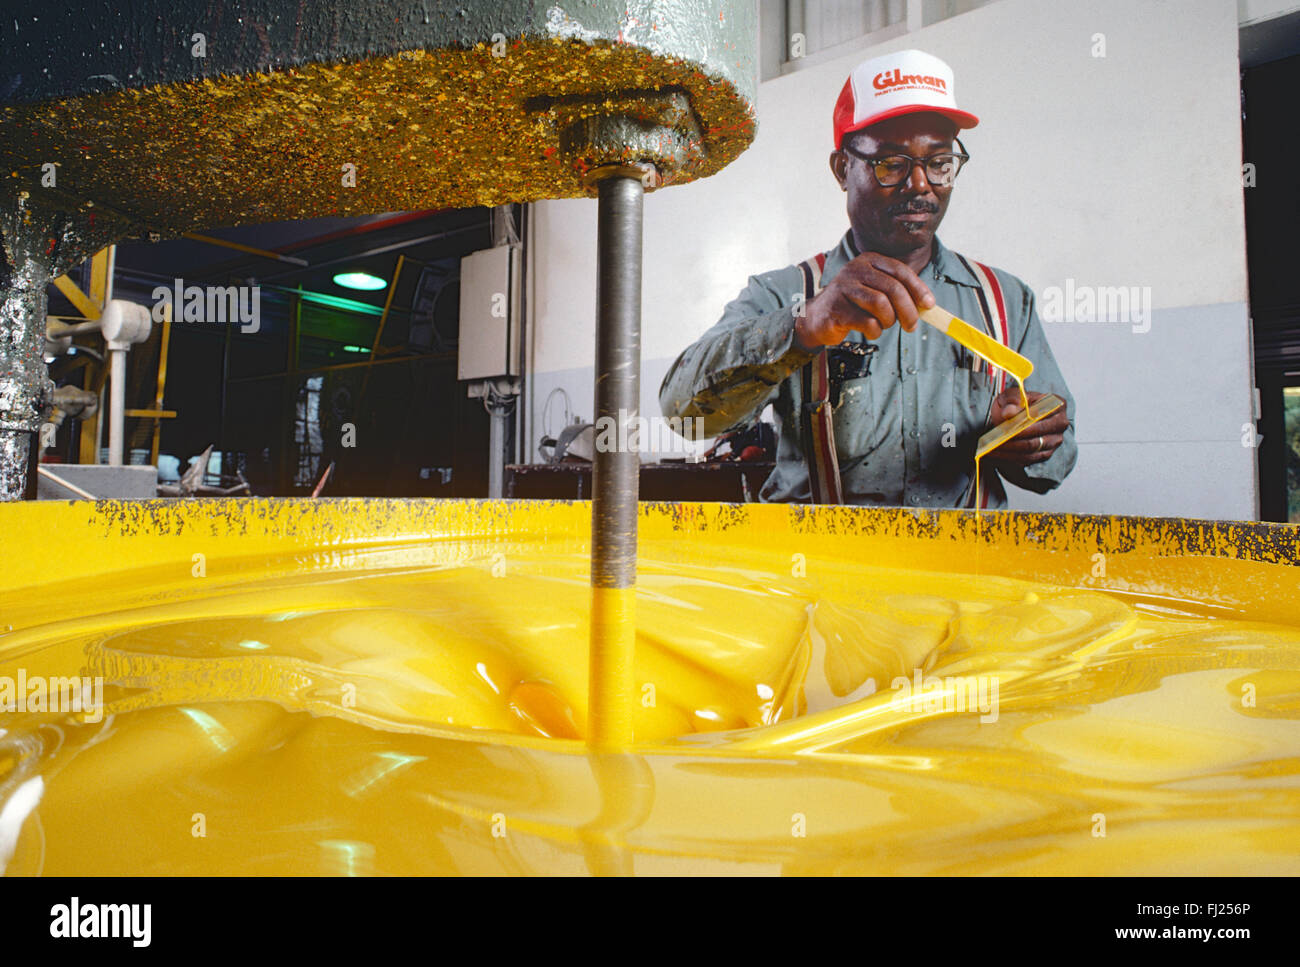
top-left (332, 271), bottom-right (387, 291)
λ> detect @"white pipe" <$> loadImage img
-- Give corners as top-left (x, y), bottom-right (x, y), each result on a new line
top-left (95, 379), bottom-right (106, 465)
top-left (108, 347), bottom-right (126, 466)
top-left (101, 246), bottom-right (120, 466)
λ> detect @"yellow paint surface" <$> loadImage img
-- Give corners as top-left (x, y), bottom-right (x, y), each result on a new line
top-left (1, 498), bottom-right (1299, 874)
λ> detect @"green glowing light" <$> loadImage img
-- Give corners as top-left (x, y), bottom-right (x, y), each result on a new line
top-left (333, 272), bottom-right (388, 291)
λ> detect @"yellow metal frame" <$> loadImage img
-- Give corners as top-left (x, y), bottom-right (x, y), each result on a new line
top-left (56, 247), bottom-right (112, 463)
top-left (54, 247), bottom-right (175, 464)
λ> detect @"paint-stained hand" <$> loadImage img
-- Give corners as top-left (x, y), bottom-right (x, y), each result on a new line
top-left (794, 252), bottom-right (935, 350)
top-left (986, 388), bottom-right (1070, 467)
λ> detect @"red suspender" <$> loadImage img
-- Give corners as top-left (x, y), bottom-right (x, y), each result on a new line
top-left (954, 254), bottom-right (1011, 509)
top-left (961, 256), bottom-right (1011, 395)
top-left (798, 253), bottom-right (844, 505)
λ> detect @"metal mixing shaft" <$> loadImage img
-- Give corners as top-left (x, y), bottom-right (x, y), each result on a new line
top-left (560, 96), bottom-right (700, 750)
top-left (587, 165), bottom-right (646, 749)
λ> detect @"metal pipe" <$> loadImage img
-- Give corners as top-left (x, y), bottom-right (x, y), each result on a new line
top-left (108, 346), bottom-right (126, 466)
top-left (47, 319), bottom-right (104, 336)
top-left (471, 377), bottom-right (519, 499)
top-left (182, 231), bottom-right (309, 267)
top-left (102, 246), bottom-right (120, 466)
top-left (37, 464), bottom-right (97, 500)
top-left (95, 378), bottom-right (106, 464)
top-left (587, 169), bottom-right (644, 750)
top-left (488, 395), bottom-right (505, 498)
top-left (0, 220), bottom-right (55, 501)
top-left (0, 432), bottom-right (32, 501)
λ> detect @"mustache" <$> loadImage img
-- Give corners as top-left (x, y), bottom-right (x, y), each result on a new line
top-left (887, 200), bottom-right (939, 215)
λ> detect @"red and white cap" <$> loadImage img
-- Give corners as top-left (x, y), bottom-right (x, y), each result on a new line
top-left (833, 49), bottom-right (978, 150)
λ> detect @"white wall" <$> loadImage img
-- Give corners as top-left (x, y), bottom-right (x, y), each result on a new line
top-left (524, 0), bottom-right (1257, 520)
top-left (1239, 0), bottom-right (1300, 25)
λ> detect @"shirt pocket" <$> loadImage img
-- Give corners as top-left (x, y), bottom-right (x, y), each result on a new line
top-left (919, 365), bottom-right (957, 474)
top-left (832, 374), bottom-right (893, 492)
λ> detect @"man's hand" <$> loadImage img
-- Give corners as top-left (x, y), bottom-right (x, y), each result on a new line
top-left (794, 252), bottom-right (936, 351)
top-left (986, 387), bottom-right (1069, 468)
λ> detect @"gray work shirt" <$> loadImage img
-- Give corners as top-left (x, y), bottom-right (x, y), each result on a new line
top-left (658, 230), bottom-right (1078, 508)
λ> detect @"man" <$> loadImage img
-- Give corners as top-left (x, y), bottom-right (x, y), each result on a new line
top-left (659, 49), bottom-right (1076, 508)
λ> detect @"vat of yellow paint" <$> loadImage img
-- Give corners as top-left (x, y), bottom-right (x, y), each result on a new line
top-left (1, 497), bottom-right (1298, 874)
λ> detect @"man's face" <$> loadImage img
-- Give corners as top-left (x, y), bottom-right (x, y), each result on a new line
top-left (830, 113), bottom-right (960, 259)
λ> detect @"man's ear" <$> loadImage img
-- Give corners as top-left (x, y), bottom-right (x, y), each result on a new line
top-left (829, 150), bottom-right (847, 190)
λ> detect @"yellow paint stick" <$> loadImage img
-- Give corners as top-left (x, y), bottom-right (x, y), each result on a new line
top-left (919, 305), bottom-right (1032, 412)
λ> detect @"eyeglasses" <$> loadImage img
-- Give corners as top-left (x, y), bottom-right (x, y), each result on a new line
top-left (842, 138), bottom-right (970, 188)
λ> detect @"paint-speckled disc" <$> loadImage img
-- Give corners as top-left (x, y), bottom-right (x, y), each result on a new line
top-left (1, 1), bottom-right (758, 243)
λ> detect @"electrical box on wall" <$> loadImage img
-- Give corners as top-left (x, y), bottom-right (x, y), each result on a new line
top-left (457, 244), bottom-right (521, 380)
